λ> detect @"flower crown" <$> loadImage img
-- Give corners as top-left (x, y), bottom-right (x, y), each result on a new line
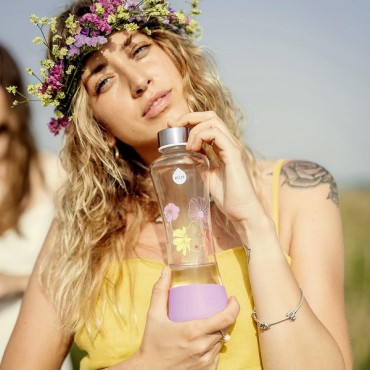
top-left (6, 0), bottom-right (201, 136)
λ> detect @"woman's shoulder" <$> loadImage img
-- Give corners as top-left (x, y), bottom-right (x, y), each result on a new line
top-left (280, 159), bottom-right (338, 205)
top-left (257, 159), bottom-right (339, 255)
top-left (257, 158), bottom-right (338, 206)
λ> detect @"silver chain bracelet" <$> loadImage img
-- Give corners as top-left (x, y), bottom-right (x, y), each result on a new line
top-left (251, 289), bottom-right (304, 330)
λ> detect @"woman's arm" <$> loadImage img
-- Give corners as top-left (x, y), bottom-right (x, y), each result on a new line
top-left (0, 222), bottom-right (73, 370)
top-left (1, 223), bottom-right (239, 370)
top-left (169, 112), bottom-right (352, 370)
top-left (238, 162), bottom-right (352, 370)
top-left (287, 161), bottom-right (352, 368)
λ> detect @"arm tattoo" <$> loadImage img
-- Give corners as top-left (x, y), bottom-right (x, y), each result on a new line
top-left (281, 160), bottom-right (339, 206)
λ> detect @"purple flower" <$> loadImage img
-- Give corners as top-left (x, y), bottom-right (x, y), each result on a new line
top-left (80, 13), bottom-right (99, 24)
top-left (164, 203), bottom-right (180, 222)
top-left (80, 14), bottom-right (112, 34)
top-left (48, 117), bottom-right (70, 136)
top-left (74, 33), bottom-right (89, 48)
top-left (125, 0), bottom-right (140, 10)
top-left (68, 34), bottom-right (107, 58)
top-left (129, 16), bottom-right (144, 23)
top-left (67, 45), bottom-right (81, 58)
top-left (97, 0), bottom-right (122, 13)
top-left (80, 27), bottom-right (89, 36)
top-left (86, 36), bottom-right (107, 47)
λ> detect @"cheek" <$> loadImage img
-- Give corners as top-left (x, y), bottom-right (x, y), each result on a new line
top-left (154, 50), bottom-right (183, 84)
top-left (101, 111), bottom-right (139, 145)
top-left (165, 60), bottom-right (183, 83)
top-left (92, 92), bottom-right (134, 128)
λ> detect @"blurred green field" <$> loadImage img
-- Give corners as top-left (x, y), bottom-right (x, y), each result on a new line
top-left (340, 188), bottom-right (370, 370)
top-left (70, 188), bottom-right (370, 370)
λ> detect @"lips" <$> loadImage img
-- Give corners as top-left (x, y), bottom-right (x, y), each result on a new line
top-left (143, 90), bottom-right (171, 118)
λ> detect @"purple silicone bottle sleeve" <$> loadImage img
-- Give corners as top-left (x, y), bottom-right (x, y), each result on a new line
top-left (168, 284), bottom-right (228, 322)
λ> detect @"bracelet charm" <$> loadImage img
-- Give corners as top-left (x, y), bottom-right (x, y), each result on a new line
top-left (251, 289), bottom-right (304, 331)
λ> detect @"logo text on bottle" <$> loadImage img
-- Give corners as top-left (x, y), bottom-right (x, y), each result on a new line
top-left (172, 168), bottom-right (186, 185)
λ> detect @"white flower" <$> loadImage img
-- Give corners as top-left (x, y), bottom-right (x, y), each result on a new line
top-left (188, 197), bottom-right (209, 228)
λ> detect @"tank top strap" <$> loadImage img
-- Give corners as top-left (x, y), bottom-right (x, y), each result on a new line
top-left (271, 159), bottom-right (285, 238)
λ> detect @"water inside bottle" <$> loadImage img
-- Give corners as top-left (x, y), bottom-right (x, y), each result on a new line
top-left (170, 262), bottom-right (222, 287)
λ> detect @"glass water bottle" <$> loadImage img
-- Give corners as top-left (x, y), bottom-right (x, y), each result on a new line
top-left (150, 127), bottom-right (228, 322)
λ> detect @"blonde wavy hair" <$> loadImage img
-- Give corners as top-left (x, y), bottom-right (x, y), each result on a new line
top-left (40, 4), bottom-right (256, 338)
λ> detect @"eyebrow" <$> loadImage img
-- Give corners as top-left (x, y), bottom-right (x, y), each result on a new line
top-left (123, 34), bottom-right (133, 48)
top-left (83, 34), bottom-right (135, 85)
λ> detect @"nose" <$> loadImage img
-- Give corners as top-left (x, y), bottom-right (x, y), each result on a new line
top-left (130, 76), bottom-right (150, 98)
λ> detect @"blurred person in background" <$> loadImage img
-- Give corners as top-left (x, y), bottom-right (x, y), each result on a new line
top-left (0, 44), bottom-right (72, 369)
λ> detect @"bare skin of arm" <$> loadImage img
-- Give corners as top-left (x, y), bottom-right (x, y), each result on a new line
top-left (170, 113), bottom-right (352, 370)
top-left (282, 161), bottom-right (351, 368)
top-left (1, 112), bottom-right (351, 370)
top-left (243, 160), bottom-right (352, 370)
top-left (0, 221), bottom-right (239, 370)
top-left (0, 223), bottom-right (73, 370)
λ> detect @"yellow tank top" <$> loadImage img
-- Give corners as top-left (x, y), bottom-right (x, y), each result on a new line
top-left (75, 160), bottom-right (286, 370)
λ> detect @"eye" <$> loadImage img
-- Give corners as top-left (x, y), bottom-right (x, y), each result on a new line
top-left (95, 76), bottom-right (110, 94)
top-left (132, 42), bottom-right (151, 58)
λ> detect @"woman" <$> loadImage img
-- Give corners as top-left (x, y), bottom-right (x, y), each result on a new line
top-left (1, 1), bottom-right (352, 369)
top-left (0, 45), bottom-right (72, 369)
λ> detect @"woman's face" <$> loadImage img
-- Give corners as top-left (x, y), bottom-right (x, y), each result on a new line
top-left (82, 31), bottom-right (189, 163)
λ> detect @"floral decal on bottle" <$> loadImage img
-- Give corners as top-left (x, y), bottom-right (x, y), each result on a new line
top-left (188, 197), bottom-right (208, 229)
top-left (164, 203), bottom-right (180, 222)
top-left (164, 197), bottom-right (209, 256)
top-left (173, 227), bottom-right (191, 255)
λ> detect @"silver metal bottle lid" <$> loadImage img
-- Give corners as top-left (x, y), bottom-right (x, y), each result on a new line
top-left (157, 126), bottom-right (190, 152)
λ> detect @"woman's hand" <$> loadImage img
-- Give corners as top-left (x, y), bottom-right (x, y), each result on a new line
top-left (169, 112), bottom-right (267, 227)
top-left (133, 266), bottom-right (240, 370)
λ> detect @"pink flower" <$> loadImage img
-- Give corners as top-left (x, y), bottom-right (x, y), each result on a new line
top-left (188, 197), bottom-right (209, 227)
top-left (48, 117), bottom-right (70, 136)
top-left (39, 64), bottom-right (64, 93)
top-left (164, 203), bottom-right (180, 222)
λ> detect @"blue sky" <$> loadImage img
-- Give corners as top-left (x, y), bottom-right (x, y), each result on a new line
top-left (1, 0), bottom-right (369, 187)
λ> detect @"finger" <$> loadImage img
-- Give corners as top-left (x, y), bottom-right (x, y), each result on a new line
top-left (196, 327), bottom-right (230, 356)
top-left (168, 112), bottom-right (235, 141)
top-left (187, 127), bottom-right (241, 159)
top-left (218, 329), bottom-right (231, 344)
top-left (169, 112), bottom-right (231, 137)
top-left (205, 328), bottom-right (231, 350)
top-left (147, 266), bottom-right (172, 318)
top-left (168, 111), bottom-right (218, 128)
top-left (199, 296), bottom-right (240, 335)
top-left (200, 342), bottom-right (222, 368)
top-left (187, 117), bottom-right (237, 144)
